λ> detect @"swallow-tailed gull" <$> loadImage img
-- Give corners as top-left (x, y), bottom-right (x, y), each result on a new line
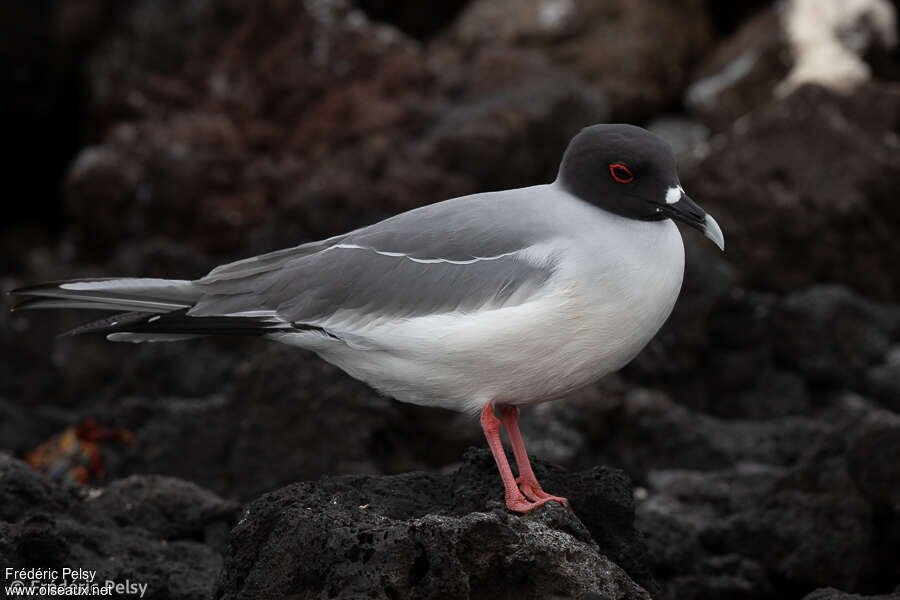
top-left (12, 123), bottom-right (724, 512)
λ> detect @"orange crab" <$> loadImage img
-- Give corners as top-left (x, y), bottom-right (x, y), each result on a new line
top-left (26, 419), bottom-right (134, 483)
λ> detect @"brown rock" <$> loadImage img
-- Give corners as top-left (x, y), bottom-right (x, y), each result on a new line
top-left (686, 7), bottom-right (792, 131)
top-left (68, 0), bottom-right (441, 259)
top-left (443, 0), bottom-right (714, 120)
top-left (682, 82), bottom-right (900, 301)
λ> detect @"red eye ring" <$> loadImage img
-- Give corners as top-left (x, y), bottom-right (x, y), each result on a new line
top-left (609, 163), bottom-right (634, 183)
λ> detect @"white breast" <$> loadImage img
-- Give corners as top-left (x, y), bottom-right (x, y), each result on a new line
top-left (553, 214), bottom-right (686, 391)
top-left (277, 194), bottom-right (686, 415)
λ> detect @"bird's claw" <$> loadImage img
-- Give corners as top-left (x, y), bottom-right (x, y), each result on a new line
top-left (515, 476), bottom-right (568, 507)
top-left (505, 495), bottom-right (552, 513)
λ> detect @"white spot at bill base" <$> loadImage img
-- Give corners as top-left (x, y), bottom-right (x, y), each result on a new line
top-left (665, 185), bottom-right (684, 205)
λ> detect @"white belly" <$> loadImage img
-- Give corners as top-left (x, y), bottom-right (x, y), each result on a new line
top-left (275, 217), bottom-right (686, 415)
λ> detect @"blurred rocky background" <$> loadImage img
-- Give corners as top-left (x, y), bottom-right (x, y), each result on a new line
top-left (2, 0), bottom-right (900, 598)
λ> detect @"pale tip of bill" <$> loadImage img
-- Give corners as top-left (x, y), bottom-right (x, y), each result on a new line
top-left (704, 213), bottom-right (725, 251)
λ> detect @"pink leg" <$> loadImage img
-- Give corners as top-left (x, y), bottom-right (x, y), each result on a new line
top-left (480, 403), bottom-right (553, 513)
top-left (497, 404), bottom-right (568, 507)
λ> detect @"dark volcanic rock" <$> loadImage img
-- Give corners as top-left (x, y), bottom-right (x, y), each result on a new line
top-left (704, 1), bottom-right (777, 37)
top-left (2, 448), bottom-right (659, 600)
top-left (685, 7), bottom-right (791, 131)
top-left (773, 285), bottom-right (900, 388)
top-left (683, 82), bottom-right (900, 301)
top-left (69, 0), bottom-right (440, 259)
top-left (0, 0), bottom-right (100, 231)
top-left (519, 386), bottom-right (830, 482)
top-left (634, 395), bottom-right (900, 598)
top-left (443, 0), bottom-right (713, 120)
top-left (0, 453), bottom-right (73, 523)
top-left (630, 272), bottom-right (899, 418)
top-left (594, 390), bottom-right (830, 479)
top-left (110, 344), bottom-right (483, 501)
top-left (846, 409), bottom-right (900, 510)
top-left (216, 448), bottom-right (654, 599)
top-left (355, 0), bottom-right (469, 40)
top-left (414, 63), bottom-right (609, 194)
top-left (85, 475), bottom-right (238, 550)
top-left (520, 389), bottom-right (900, 599)
top-left (802, 586), bottom-right (900, 600)
top-left (0, 452), bottom-right (237, 600)
top-left (865, 348), bottom-right (900, 412)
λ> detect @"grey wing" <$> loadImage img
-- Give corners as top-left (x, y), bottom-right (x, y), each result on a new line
top-left (200, 231), bottom-right (353, 281)
top-left (189, 189), bottom-right (560, 328)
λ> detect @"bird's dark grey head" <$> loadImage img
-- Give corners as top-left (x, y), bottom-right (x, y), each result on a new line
top-left (558, 124), bottom-right (724, 250)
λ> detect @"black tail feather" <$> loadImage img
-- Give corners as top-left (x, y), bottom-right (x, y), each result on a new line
top-left (10, 278), bottom-right (338, 342)
top-left (61, 312), bottom-right (156, 337)
top-left (62, 309), bottom-right (338, 340)
top-left (67, 309), bottom-right (289, 337)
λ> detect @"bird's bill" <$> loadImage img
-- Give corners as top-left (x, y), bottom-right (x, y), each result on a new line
top-left (660, 192), bottom-right (725, 251)
top-left (703, 213), bottom-right (725, 251)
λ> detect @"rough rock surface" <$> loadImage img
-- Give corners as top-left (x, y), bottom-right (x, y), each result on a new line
top-left (685, 7), bottom-right (792, 131)
top-left (682, 82), bottom-right (900, 301)
top-left (517, 390), bottom-right (900, 598)
top-left (0, 452), bottom-right (238, 600)
top-left (68, 0), bottom-right (443, 260)
top-left (1, 448), bottom-right (656, 600)
top-left (628, 276), bottom-right (900, 418)
top-left (115, 345), bottom-right (484, 501)
top-left (216, 448), bottom-right (653, 599)
top-left (802, 587), bottom-right (900, 600)
top-left (439, 0), bottom-right (713, 121)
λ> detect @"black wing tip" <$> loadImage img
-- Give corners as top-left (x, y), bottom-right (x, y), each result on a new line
top-left (60, 312), bottom-right (151, 338)
top-left (57, 328), bottom-right (84, 339)
top-left (7, 284), bottom-right (46, 310)
top-left (8, 277), bottom-right (136, 312)
top-left (11, 281), bottom-right (65, 297)
top-left (9, 296), bottom-right (42, 312)
top-left (63, 309), bottom-right (295, 338)
top-left (7, 294), bottom-right (68, 312)
top-left (12, 295), bottom-right (303, 339)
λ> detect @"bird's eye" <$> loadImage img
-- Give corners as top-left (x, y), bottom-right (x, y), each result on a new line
top-left (609, 163), bottom-right (634, 183)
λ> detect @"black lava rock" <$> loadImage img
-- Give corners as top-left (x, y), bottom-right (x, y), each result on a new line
top-left (215, 448), bottom-right (654, 599)
top-left (0, 452), bottom-right (239, 600)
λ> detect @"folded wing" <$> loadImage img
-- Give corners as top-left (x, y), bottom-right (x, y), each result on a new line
top-left (12, 189), bottom-right (560, 342)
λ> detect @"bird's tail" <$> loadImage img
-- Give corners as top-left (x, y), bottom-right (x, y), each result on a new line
top-left (10, 277), bottom-right (299, 343)
top-left (10, 277), bottom-right (201, 341)
top-left (11, 278), bottom-right (200, 313)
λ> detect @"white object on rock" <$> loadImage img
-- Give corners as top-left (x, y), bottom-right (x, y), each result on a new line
top-left (777, 0), bottom-right (897, 96)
